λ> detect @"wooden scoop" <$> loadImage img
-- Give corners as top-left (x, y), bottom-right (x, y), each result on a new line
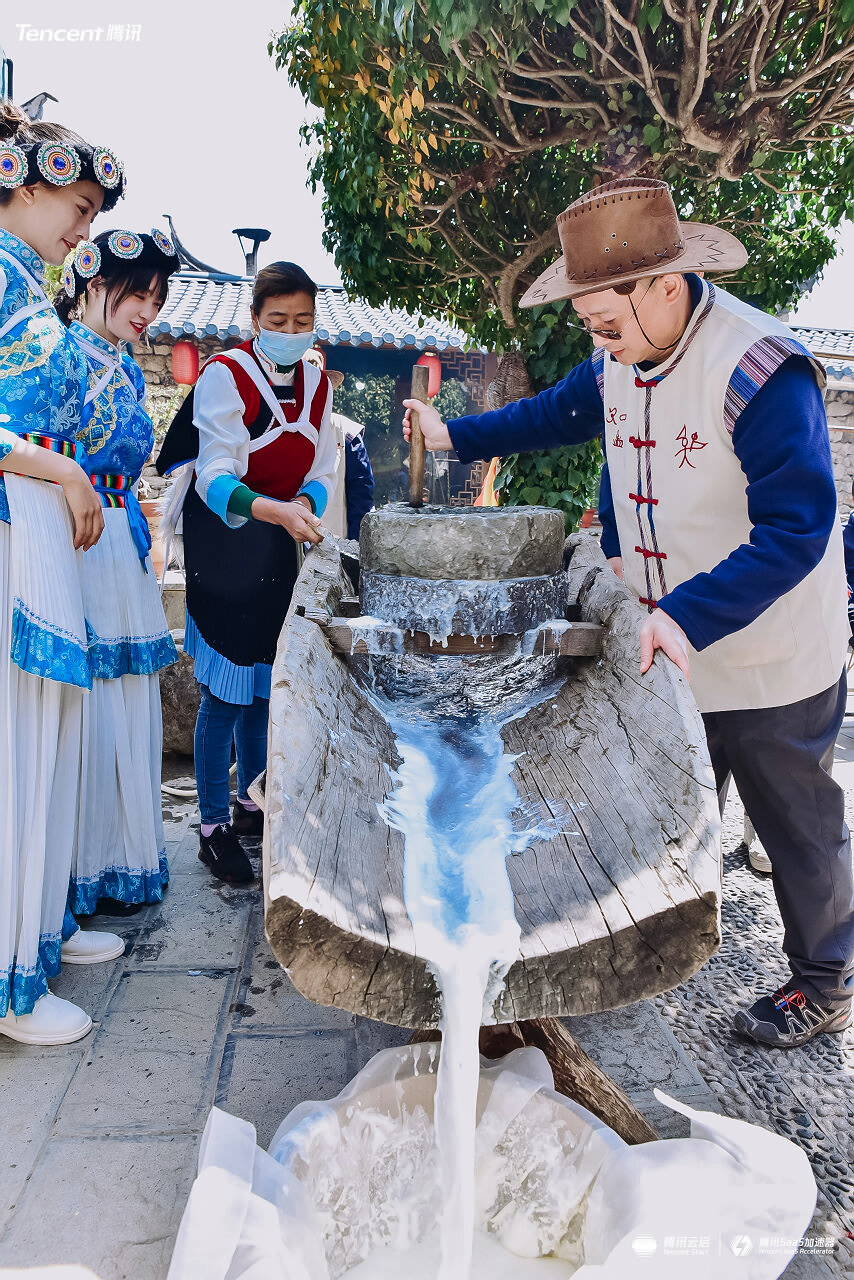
top-left (408, 363), bottom-right (429, 508)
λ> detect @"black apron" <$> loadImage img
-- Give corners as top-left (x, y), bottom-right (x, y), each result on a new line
top-left (182, 384), bottom-right (299, 674)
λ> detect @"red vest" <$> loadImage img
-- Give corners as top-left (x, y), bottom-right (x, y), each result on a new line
top-left (206, 341), bottom-right (330, 503)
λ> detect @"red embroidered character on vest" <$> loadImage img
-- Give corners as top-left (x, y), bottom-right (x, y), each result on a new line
top-left (675, 425), bottom-right (707, 469)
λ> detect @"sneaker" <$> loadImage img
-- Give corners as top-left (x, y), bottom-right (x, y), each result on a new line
top-left (744, 818), bottom-right (772, 874)
top-left (734, 981), bottom-right (852, 1048)
top-left (198, 824), bottom-right (254, 884)
top-left (0, 992), bottom-right (92, 1045)
top-left (231, 800), bottom-right (264, 840)
top-left (747, 842), bottom-right (772, 875)
top-left (61, 929), bottom-right (126, 965)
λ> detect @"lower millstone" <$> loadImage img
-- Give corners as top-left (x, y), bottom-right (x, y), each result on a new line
top-left (360, 571), bottom-right (569, 640)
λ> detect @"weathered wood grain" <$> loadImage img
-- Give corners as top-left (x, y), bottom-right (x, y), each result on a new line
top-left (264, 535), bottom-right (721, 1028)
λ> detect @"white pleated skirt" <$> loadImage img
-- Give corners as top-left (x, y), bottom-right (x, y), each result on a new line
top-left (0, 476), bottom-right (88, 1017)
top-left (70, 508), bottom-right (175, 913)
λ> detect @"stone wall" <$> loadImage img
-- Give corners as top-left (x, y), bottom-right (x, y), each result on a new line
top-left (827, 385), bottom-right (854, 515)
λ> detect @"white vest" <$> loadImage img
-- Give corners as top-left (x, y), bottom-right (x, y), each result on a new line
top-left (603, 281), bottom-right (848, 714)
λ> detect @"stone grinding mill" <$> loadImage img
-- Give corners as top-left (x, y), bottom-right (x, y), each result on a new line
top-left (260, 376), bottom-right (722, 1143)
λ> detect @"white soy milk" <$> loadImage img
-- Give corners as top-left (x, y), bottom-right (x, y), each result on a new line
top-left (372, 652), bottom-right (562, 1280)
top-left (381, 712), bottom-right (521, 1280)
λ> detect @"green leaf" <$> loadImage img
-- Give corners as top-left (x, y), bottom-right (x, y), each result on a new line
top-left (572, 40), bottom-right (587, 59)
top-left (647, 4), bottom-right (662, 31)
top-left (520, 486), bottom-right (542, 504)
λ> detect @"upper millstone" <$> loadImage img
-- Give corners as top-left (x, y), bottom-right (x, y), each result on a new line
top-left (359, 505), bottom-right (566, 582)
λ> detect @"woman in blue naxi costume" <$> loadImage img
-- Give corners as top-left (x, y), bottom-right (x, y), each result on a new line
top-left (58, 230), bottom-right (180, 920)
top-left (0, 100), bottom-right (128, 1047)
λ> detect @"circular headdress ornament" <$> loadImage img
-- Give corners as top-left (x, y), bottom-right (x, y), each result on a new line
top-left (74, 241), bottom-right (102, 278)
top-left (108, 230), bottom-right (143, 259)
top-left (62, 261), bottom-right (76, 298)
top-left (151, 227), bottom-right (177, 258)
top-left (37, 142), bottom-right (81, 186)
top-left (92, 148), bottom-right (121, 189)
top-left (0, 144), bottom-right (27, 189)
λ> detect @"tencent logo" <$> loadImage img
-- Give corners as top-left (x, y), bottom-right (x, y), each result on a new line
top-left (631, 1236), bottom-right (658, 1258)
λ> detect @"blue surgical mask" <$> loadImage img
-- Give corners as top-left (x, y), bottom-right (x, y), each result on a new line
top-left (255, 326), bottom-right (317, 368)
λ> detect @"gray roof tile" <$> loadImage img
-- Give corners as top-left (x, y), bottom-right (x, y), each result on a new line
top-left (148, 273), bottom-right (475, 350)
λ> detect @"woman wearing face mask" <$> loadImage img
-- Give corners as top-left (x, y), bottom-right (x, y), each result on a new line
top-left (57, 230), bottom-right (180, 921)
top-left (0, 102), bottom-right (128, 1045)
top-left (156, 260), bottom-right (336, 884)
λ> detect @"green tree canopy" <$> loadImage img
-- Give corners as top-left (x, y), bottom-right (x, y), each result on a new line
top-left (274, 0), bottom-right (854, 522)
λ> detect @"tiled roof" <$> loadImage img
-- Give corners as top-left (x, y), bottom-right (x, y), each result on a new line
top-left (792, 326), bottom-right (854, 359)
top-left (148, 272), bottom-right (474, 351)
top-left (825, 360), bottom-right (854, 387)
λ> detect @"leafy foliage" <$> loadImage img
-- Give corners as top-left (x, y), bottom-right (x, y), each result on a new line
top-left (494, 438), bottom-right (603, 534)
top-left (274, 0), bottom-right (854, 525)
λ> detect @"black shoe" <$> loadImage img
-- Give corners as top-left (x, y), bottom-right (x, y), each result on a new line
top-left (92, 897), bottom-right (144, 918)
top-left (198, 824), bottom-right (254, 884)
top-left (734, 981), bottom-right (852, 1048)
top-left (231, 800), bottom-right (264, 840)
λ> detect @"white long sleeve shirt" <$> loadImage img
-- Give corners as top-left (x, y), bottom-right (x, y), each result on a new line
top-left (193, 341), bottom-right (336, 528)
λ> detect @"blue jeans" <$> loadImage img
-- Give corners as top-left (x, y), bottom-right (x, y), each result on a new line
top-left (194, 687), bottom-right (269, 826)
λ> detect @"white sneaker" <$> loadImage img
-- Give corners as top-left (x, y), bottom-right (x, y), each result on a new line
top-left (744, 818), bottom-right (772, 874)
top-left (61, 929), bottom-right (125, 965)
top-left (0, 992), bottom-right (92, 1044)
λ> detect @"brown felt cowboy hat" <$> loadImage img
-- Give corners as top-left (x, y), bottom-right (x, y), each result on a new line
top-left (519, 177), bottom-right (748, 308)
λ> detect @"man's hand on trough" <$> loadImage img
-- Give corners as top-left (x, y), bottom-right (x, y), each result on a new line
top-left (402, 399), bottom-right (452, 451)
top-left (639, 610), bottom-right (690, 681)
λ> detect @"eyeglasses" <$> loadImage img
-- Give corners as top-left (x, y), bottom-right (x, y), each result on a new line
top-left (564, 279), bottom-right (656, 344)
top-left (564, 318), bottom-right (622, 341)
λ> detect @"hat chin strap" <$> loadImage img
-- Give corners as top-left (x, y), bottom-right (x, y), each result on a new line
top-left (628, 279), bottom-right (686, 355)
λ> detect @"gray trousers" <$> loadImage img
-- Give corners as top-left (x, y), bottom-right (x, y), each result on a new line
top-left (703, 671), bottom-right (854, 1009)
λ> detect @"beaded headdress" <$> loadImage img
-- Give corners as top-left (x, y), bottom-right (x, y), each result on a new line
top-left (62, 229), bottom-right (180, 297)
top-left (0, 139), bottom-right (126, 212)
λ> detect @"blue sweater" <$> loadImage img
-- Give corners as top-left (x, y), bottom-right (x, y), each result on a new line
top-left (448, 319), bottom-right (836, 653)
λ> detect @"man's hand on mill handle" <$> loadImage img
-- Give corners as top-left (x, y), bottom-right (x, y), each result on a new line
top-left (402, 399), bottom-right (453, 451)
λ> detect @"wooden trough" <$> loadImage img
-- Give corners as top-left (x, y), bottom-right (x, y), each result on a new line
top-left (263, 532), bottom-right (721, 1033)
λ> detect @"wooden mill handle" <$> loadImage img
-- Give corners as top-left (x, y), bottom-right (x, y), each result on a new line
top-left (408, 363), bottom-right (429, 508)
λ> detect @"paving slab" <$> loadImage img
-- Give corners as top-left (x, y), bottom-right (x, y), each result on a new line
top-left (130, 870), bottom-right (255, 970)
top-left (0, 1135), bottom-right (197, 1279)
top-left (54, 970), bottom-right (236, 1135)
top-left (216, 1028), bottom-right (359, 1149)
top-left (232, 909), bottom-right (355, 1031)
top-left (0, 1052), bottom-right (81, 1236)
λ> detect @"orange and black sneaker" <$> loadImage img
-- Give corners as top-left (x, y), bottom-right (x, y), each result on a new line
top-left (734, 981), bottom-right (852, 1048)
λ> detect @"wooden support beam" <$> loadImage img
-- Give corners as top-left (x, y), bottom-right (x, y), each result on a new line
top-left (410, 1016), bottom-right (658, 1146)
top-left (304, 610), bottom-right (605, 658)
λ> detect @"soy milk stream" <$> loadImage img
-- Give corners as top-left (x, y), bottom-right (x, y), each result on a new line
top-left (365, 651), bottom-right (565, 1279)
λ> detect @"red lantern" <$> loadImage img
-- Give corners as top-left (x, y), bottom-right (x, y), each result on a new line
top-left (416, 352), bottom-right (442, 399)
top-left (172, 340), bottom-right (199, 387)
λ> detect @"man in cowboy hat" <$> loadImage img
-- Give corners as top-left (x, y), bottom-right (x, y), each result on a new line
top-left (403, 177), bottom-right (854, 1049)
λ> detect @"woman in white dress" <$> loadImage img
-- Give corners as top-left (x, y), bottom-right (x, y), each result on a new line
top-left (0, 101), bottom-right (125, 1047)
top-left (58, 230), bottom-right (180, 918)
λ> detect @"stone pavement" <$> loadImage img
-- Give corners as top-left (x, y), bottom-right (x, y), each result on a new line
top-left (2, 721), bottom-right (854, 1277)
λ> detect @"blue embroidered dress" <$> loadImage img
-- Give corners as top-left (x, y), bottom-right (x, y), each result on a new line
top-left (0, 228), bottom-right (92, 1016)
top-left (68, 321), bottom-right (176, 913)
